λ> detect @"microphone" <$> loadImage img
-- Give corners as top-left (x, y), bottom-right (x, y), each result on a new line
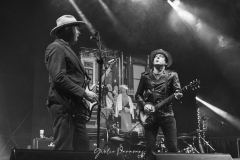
top-left (90, 36), bottom-right (98, 41)
top-left (90, 31), bottom-right (100, 42)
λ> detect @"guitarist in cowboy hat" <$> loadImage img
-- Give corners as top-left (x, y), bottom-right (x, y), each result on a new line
top-left (135, 49), bottom-right (183, 159)
top-left (45, 15), bottom-right (98, 150)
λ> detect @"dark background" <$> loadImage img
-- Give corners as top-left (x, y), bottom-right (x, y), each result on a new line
top-left (1, 0), bottom-right (240, 159)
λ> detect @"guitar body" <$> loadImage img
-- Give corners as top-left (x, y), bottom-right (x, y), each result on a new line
top-left (139, 79), bottom-right (200, 128)
top-left (139, 103), bottom-right (156, 128)
top-left (80, 81), bottom-right (98, 123)
top-left (80, 59), bottom-right (117, 123)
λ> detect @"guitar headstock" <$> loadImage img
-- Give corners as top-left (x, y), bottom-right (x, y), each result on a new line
top-left (108, 59), bottom-right (117, 69)
top-left (189, 79), bottom-right (201, 90)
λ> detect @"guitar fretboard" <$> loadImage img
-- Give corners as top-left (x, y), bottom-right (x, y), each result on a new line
top-left (155, 82), bottom-right (199, 110)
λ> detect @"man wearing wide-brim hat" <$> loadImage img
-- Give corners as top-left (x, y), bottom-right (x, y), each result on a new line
top-left (135, 49), bottom-right (183, 159)
top-left (45, 15), bottom-right (98, 150)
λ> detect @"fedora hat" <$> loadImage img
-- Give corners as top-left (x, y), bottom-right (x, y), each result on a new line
top-left (50, 15), bottom-right (86, 37)
top-left (149, 49), bottom-right (173, 67)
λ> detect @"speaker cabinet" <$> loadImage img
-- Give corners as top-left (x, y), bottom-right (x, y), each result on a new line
top-left (10, 148), bottom-right (125, 160)
top-left (32, 138), bottom-right (54, 150)
top-left (9, 148), bottom-right (233, 160)
top-left (153, 153), bottom-right (232, 160)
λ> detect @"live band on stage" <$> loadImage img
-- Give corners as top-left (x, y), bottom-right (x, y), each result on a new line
top-left (40, 54), bottom-right (207, 154)
top-left (40, 15), bottom-right (225, 160)
top-left (43, 54), bottom-right (205, 154)
top-left (4, 0), bottom-right (240, 158)
top-left (79, 70), bottom-right (204, 155)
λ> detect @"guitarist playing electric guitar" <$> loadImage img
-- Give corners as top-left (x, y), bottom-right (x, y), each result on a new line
top-left (135, 49), bottom-right (183, 159)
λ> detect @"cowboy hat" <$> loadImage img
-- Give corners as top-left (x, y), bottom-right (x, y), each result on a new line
top-left (50, 15), bottom-right (86, 37)
top-left (149, 49), bottom-right (173, 67)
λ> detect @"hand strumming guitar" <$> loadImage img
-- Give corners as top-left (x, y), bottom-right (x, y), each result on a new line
top-left (144, 104), bottom-right (154, 113)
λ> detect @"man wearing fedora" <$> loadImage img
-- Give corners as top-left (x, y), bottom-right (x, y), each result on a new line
top-left (45, 15), bottom-right (98, 150)
top-left (135, 49), bottom-right (183, 159)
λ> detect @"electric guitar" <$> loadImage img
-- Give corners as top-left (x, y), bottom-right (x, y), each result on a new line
top-left (139, 79), bottom-right (200, 128)
top-left (80, 59), bottom-right (117, 123)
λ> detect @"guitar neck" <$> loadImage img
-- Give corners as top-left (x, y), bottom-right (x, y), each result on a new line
top-left (101, 68), bottom-right (111, 84)
top-left (155, 95), bottom-right (175, 110)
top-left (155, 85), bottom-right (188, 110)
top-left (100, 60), bottom-right (117, 84)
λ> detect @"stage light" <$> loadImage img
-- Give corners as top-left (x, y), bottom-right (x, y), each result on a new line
top-left (168, 0), bottom-right (180, 6)
top-left (168, 0), bottom-right (196, 29)
top-left (196, 96), bottom-right (240, 131)
top-left (173, 0), bottom-right (180, 6)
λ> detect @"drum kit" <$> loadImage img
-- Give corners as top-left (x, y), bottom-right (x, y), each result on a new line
top-left (105, 121), bottom-right (215, 154)
top-left (105, 122), bottom-right (146, 152)
top-left (177, 129), bottom-right (215, 153)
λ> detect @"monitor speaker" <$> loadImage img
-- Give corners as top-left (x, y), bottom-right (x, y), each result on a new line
top-left (153, 153), bottom-right (232, 160)
top-left (9, 148), bottom-right (125, 160)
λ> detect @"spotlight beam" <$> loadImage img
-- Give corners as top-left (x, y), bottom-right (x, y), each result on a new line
top-left (69, 0), bottom-right (96, 34)
top-left (98, 0), bottom-right (118, 25)
top-left (196, 97), bottom-right (240, 131)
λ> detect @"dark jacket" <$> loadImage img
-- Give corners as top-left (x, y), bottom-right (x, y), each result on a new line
top-left (135, 68), bottom-right (181, 116)
top-left (45, 39), bottom-right (86, 110)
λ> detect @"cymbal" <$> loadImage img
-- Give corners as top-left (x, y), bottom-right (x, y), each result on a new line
top-left (177, 136), bottom-right (193, 139)
top-left (177, 133), bottom-right (188, 137)
top-left (188, 129), bottom-right (207, 135)
top-left (133, 142), bottom-right (146, 146)
top-left (110, 136), bottom-right (125, 141)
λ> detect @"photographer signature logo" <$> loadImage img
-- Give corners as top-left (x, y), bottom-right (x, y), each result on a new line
top-left (94, 146), bottom-right (145, 159)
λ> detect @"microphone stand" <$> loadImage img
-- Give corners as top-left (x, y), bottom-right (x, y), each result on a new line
top-left (123, 122), bottom-right (140, 138)
top-left (91, 32), bottom-right (105, 148)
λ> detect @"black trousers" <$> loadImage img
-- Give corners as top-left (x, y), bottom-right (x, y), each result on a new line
top-left (145, 116), bottom-right (178, 160)
top-left (48, 104), bottom-right (90, 150)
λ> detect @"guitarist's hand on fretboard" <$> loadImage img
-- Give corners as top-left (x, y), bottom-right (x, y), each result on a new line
top-left (83, 89), bottom-right (98, 103)
top-left (174, 91), bottom-right (183, 100)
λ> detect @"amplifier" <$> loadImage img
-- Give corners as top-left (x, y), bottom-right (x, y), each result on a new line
top-left (32, 138), bottom-right (54, 150)
top-left (33, 138), bottom-right (108, 151)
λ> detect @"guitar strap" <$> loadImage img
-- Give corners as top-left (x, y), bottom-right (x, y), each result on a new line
top-left (84, 70), bottom-right (91, 81)
top-left (164, 70), bottom-right (169, 107)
